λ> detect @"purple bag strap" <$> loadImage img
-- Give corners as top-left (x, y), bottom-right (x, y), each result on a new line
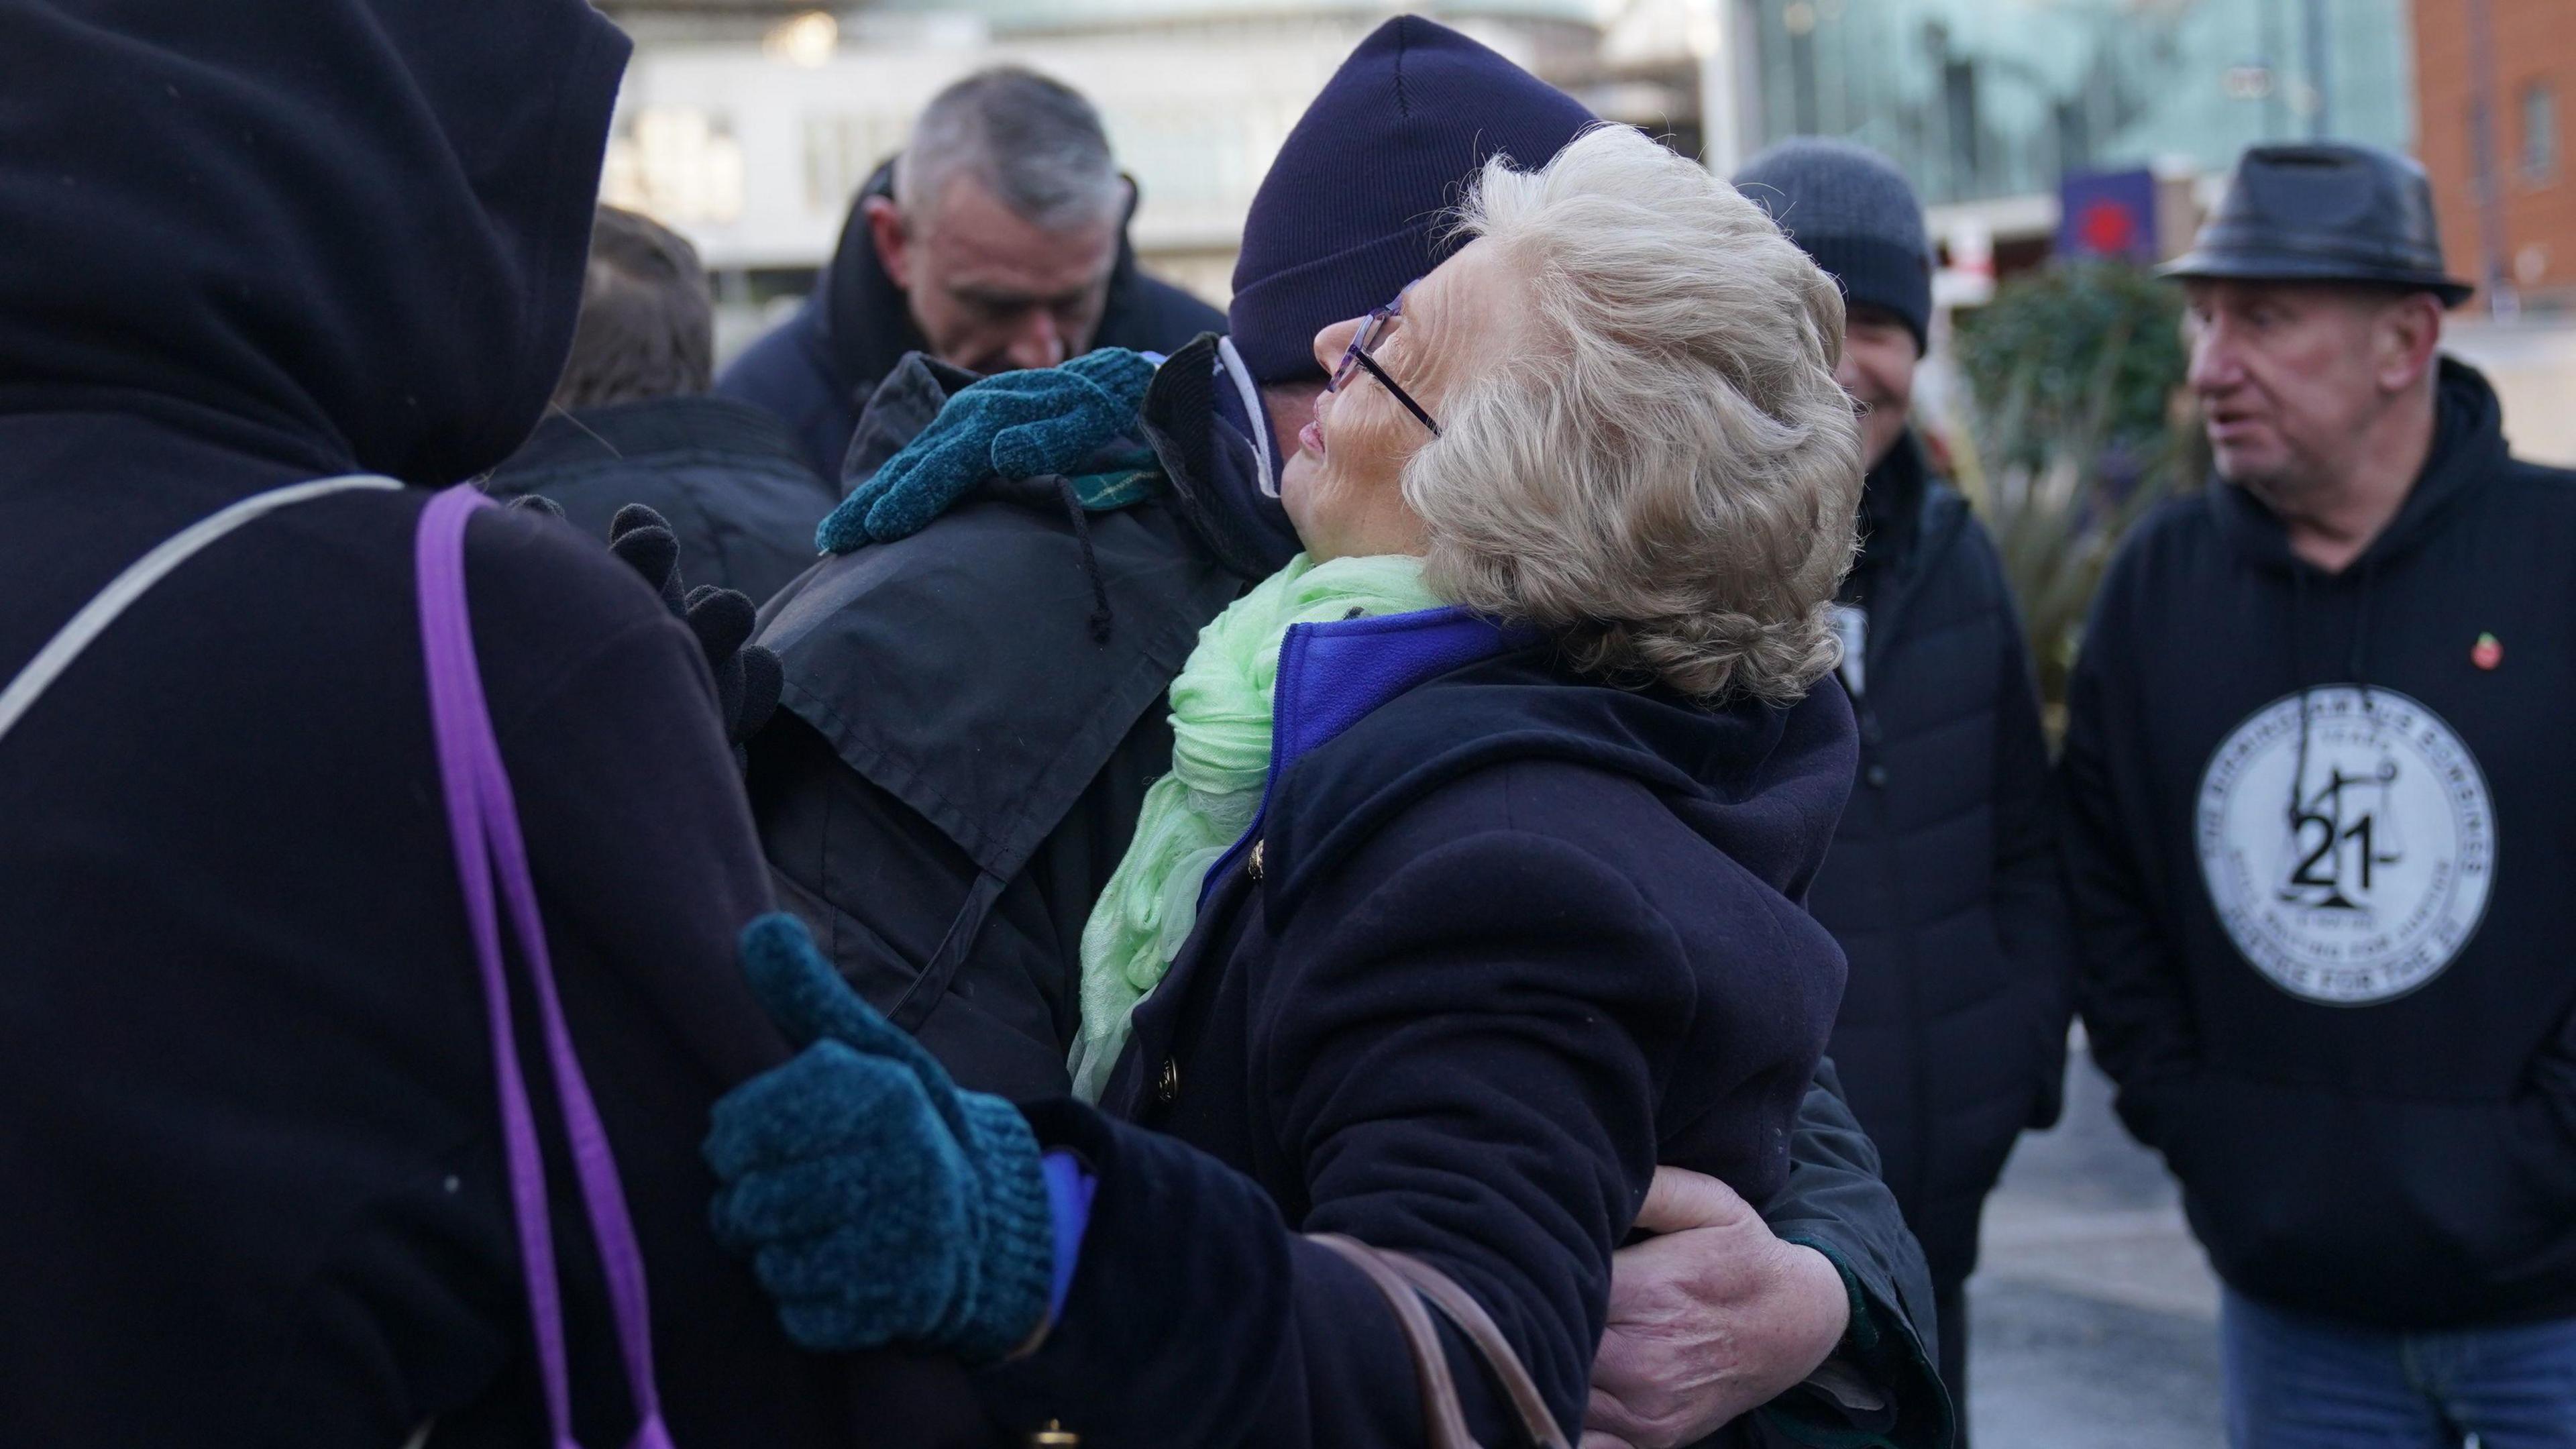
top-left (415, 484), bottom-right (674, 1449)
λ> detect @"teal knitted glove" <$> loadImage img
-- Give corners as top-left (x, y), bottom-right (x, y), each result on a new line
top-left (705, 914), bottom-right (1053, 1362)
top-left (815, 347), bottom-right (1158, 553)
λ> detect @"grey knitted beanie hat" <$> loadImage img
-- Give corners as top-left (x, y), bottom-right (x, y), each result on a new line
top-left (1734, 138), bottom-right (1933, 353)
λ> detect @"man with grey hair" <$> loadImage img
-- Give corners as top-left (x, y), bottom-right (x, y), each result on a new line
top-left (718, 66), bottom-right (1220, 482)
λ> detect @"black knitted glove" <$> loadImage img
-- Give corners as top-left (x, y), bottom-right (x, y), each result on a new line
top-left (606, 504), bottom-right (782, 765)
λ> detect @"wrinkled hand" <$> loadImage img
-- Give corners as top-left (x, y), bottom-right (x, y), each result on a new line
top-left (602, 504), bottom-right (782, 761)
top-left (815, 347), bottom-right (1157, 553)
top-left (704, 914), bottom-right (1054, 1362)
top-left (1582, 1167), bottom-right (1850, 1449)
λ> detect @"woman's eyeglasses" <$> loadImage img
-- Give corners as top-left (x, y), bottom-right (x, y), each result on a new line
top-left (1329, 295), bottom-right (1441, 437)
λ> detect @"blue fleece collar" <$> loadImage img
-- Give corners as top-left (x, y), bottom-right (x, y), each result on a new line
top-left (1199, 605), bottom-right (1531, 904)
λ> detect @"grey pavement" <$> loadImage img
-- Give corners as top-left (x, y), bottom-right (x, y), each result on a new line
top-left (1963, 1040), bottom-right (2225, 1448)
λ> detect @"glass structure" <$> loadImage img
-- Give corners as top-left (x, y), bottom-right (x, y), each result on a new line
top-left (1741, 0), bottom-right (2418, 206)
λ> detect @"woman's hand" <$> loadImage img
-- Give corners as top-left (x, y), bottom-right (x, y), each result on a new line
top-left (703, 914), bottom-right (1056, 1363)
top-left (1581, 1167), bottom-right (1851, 1449)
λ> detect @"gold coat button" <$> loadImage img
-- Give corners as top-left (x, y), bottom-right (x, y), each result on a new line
top-left (1155, 1056), bottom-right (1181, 1104)
top-left (1029, 1421), bottom-right (1081, 1446)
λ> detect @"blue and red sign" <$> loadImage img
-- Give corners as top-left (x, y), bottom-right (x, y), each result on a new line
top-left (2057, 167), bottom-right (2159, 263)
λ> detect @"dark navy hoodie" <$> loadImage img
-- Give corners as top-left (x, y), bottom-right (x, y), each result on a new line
top-left (0, 3), bottom-right (984, 1442)
top-left (2061, 359), bottom-right (2576, 1328)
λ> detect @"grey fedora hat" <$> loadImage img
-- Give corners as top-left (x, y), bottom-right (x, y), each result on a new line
top-left (2159, 142), bottom-right (2475, 307)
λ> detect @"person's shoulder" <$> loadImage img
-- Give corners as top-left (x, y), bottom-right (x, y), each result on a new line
top-left (715, 302), bottom-right (833, 415)
top-left (2125, 487), bottom-right (2223, 550)
top-left (1263, 657), bottom-right (1749, 914)
top-left (2493, 449), bottom-right (2576, 500)
top-left (2094, 488), bottom-right (2223, 604)
top-left (1114, 270), bottom-right (1226, 350)
top-left (756, 494), bottom-right (1232, 880)
top-left (458, 498), bottom-right (695, 674)
top-left (762, 494), bottom-right (1191, 651)
top-left (262, 486), bottom-right (701, 728)
top-left (1917, 481), bottom-right (2015, 587)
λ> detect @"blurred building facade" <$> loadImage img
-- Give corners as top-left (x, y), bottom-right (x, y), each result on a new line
top-left (1727, 0), bottom-right (2418, 293)
top-left (594, 0), bottom-right (1610, 321)
top-left (593, 0), bottom-right (2436, 361)
top-left (2412, 0), bottom-right (2575, 313)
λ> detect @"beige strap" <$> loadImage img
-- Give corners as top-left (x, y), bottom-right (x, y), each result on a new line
top-left (1309, 1234), bottom-right (1478, 1448)
top-left (1379, 1249), bottom-right (1574, 1449)
top-left (0, 474), bottom-right (400, 747)
top-left (1306, 1234), bottom-right (1574, 1449)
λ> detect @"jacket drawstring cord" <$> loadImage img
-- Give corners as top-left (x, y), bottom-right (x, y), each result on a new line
top-left (2289, 566), bottom-right (2312, 833)
top-left (2349, 557), bottom-right (2381, 716)
top-left (1053, 475), bottom-right (1116, 645)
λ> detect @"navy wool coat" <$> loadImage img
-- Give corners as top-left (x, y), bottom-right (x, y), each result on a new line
top-left (977, 608), bottom-right (1876, 1446)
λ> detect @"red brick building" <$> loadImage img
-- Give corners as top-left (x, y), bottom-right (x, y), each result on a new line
top-left (2414, 0), bottom-right (2576, 311)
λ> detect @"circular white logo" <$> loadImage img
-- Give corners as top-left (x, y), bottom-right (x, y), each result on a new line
top-left (2195, 686), bottom-right (2495, 1005)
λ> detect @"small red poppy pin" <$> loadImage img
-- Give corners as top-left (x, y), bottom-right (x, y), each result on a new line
top-left (2472, 632), bottom-right (2504, 671)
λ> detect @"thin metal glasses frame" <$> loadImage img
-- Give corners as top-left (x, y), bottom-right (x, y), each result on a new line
top-left (1330, 298), bottom-right (1441, 437)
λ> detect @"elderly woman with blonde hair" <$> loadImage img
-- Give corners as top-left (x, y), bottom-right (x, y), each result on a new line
top-left (704, 123), bottom-right (1915, 1446)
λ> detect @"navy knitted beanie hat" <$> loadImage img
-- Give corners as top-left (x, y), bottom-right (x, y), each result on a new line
top-left (1733, 138), bottom-right (1933, 354)
top-left (1228, 15), bottom-right (1596, 386)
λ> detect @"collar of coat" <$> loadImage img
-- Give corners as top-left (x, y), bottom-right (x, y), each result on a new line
top-left (1195, 604), bottom-right (1531, 904)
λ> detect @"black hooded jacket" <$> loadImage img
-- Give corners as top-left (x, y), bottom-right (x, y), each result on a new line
top-left (714, 160), bottom-right (1224, 484)
top-left (0, 5), bottom-right (981, 1443)
top-left (1806, 433), bottom-right (2074, 1291)
top-left (2062, 360), bottom-right (2576, 1328)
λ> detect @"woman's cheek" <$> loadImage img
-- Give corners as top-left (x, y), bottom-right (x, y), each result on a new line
top-left (1338, 407), bottom-right (1408, 500)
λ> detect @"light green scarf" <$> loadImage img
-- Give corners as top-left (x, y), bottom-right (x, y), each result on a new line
top-left (1067, 551), bottom-right (1444, 1102)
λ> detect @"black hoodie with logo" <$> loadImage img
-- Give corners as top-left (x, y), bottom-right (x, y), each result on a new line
top-left (2061, 359), bottom-right (2576, 1329)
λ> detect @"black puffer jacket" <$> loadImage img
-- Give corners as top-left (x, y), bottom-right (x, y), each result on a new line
top-left (1806, 433), bottom-right (2075, 1289)
top-left (484, 394), bottom-right (837, 604)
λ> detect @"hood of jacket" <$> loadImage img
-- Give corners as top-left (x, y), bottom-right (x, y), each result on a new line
top-left (1841, 428), bottom-right (1975, 651)
top-left (816, 157), bottom-right (1170, 402)
top-left (0, 0), bottom-right (628, 484)
top-left (2208, 357), bottom-right (2511, 580)
top-left (1855, 431), bottom-right (1934, 582)
top-left (1138, 335), bottom-right (1304, 581)
top-left (757, 350), bottom-right (1245, 881)
top-left (1260, 633), bottom-right (1859, 920)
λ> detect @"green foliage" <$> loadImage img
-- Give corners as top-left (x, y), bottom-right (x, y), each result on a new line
top-left (1955, 261), bottom-right (2187, 468)
top-left (1945, 261), bottom-right (2203, 731)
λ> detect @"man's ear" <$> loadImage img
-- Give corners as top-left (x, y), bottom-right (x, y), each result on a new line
top-left (863, 195), bottom-right (912, 291)
top-left (2374, 292), bottom-right (2445, 395)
